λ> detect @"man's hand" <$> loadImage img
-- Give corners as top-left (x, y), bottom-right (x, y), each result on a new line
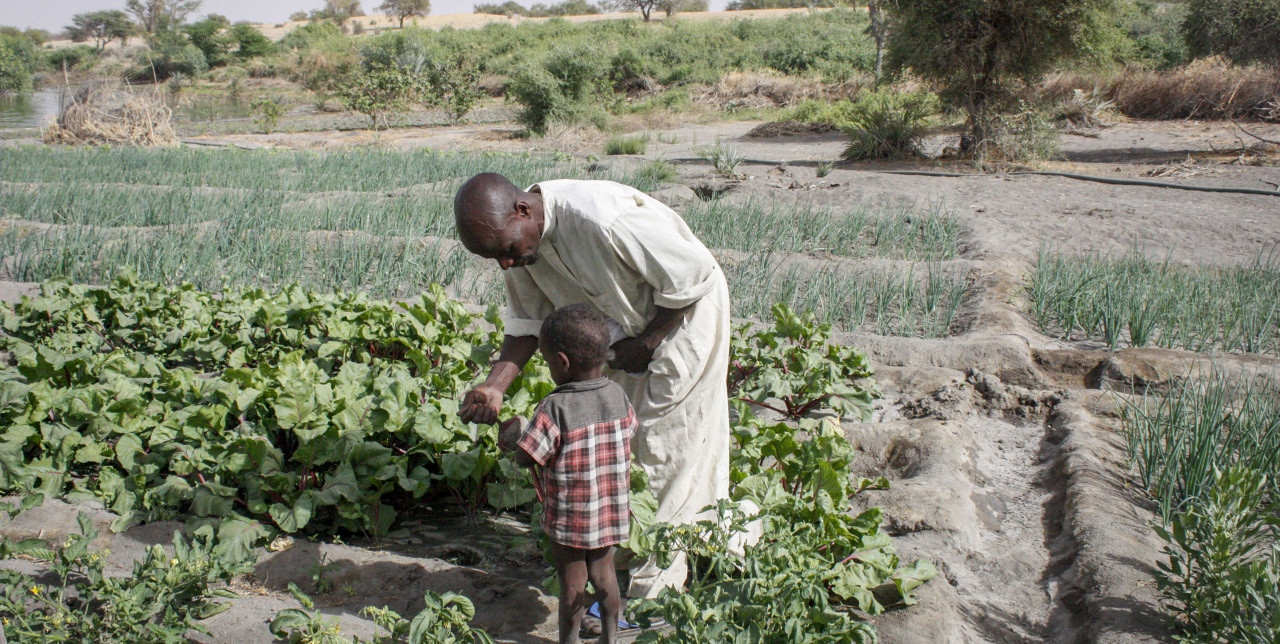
top-left (459, 384), bottom-right (503, 425)
top-left (609, 335), bottom-right (659, 374)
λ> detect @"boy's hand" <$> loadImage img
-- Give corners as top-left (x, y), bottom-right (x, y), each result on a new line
top-left (498, 416), bottom-right (527, 452)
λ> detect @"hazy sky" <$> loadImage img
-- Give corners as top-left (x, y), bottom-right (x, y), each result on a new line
top-left (3, 0), bottom-right (732, 32)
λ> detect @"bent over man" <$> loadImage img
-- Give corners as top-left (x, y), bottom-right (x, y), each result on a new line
top-left (453, 173), bottom-right (731, 601)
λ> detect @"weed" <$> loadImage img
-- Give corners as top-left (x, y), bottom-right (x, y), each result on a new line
top-left (816, 161), bottom-right (835, 178)
top-left (694, 143), bottom-right (746, 177)
top-left (841, 91), bottom-right (938, 161)
top-left (604, 134), bottom-right (649, 155)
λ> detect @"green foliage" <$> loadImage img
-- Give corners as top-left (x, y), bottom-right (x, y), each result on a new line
top-left (135, 29), bottom-right (209, 81)
top-left (336, 63), bottom-right (428, 129)
top-left (605, 134), bottom-right (649, 155)
top-left (66, 10), bottom-right (134, 53)
top-left (378, 0), bottom-right (433, 27)
top-left (1183, 0), bottom-right (1280, 68)
top-left (281, 21), bottom-right (351, 52)
top-left (184, 18), bottom-right (234, 68)
top-left (1110, 0), bottom-right (1188, 70)
top-left (729, 304), bottom-right (875, 421)
top-left (0, 498), bottom-right (252, 642)
top-left (230, 24), bottom-right (274, 60)
top-left (1028, 249), bottom-right (1280, 355)
top-left (886, 0), bottom-right (1117, 147)
top-left (271, 583), bottom-right (496, 644)
top-left (251, 95), bottom-right (289, 132)
top-left (0, 275), bottom-right (550, 536)
top-left (126, 0), bottom-right (203, 34)
top-left (507, 47), bottom-right (614, 132)
top-left (1122, 371), bottom-right (1280, 520)
top-left (632, 412), bottom-right (936, 641)
top-left (476, 0), bottom-right (602, 15)
top-left (46, 45), bottom-right (100, 72)
top-left (0, 40), bottom-right (31, 96)
top-left (1153, 467), bottom-right (1280, 643)
top-left (727, 0), bottom-right (838, 7)
top-left (694, 142), bottom-right (745, 177)
top-left (423, 53), bottom-right (485, 125)
top-left (841, 90), bottom-right (938, 160)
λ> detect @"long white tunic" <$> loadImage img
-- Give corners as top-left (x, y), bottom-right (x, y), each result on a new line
top-left (502, 179), bottom-right (732, 597)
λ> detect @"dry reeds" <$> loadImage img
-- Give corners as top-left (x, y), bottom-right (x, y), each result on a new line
top-left (1041, 57), bottom-right (1280, 122)
top-left (698, 71), bottom-right (844, 110)
top-left (43, 84), bottom-right (178, 147)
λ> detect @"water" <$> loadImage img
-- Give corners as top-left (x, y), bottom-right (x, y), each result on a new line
top-left (0, 87), bottom-right (67, 130)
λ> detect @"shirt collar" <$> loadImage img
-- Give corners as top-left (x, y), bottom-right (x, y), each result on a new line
top-left (552, 377), bottom-right (611, 394)
top-left (527, 183), bottom-right (556, 239)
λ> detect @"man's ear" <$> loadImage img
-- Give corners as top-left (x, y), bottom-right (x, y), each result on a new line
top-left (514, 200), bottom-right (531, 218)
top-left (555, 351), bottom-right (572, 373)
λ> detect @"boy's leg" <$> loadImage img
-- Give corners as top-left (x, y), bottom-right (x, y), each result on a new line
top-left (585, 546), bottom-right (621, 644)
top-left (553, 542), bottom-right (590, 644)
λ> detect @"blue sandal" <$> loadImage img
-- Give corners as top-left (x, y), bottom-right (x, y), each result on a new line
top-left (580, 602), bottom-right (666, 637)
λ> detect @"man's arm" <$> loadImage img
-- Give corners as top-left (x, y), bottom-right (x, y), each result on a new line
top-left (608, 304), bottom-right (692, 373)
top-left (459, 334), bottom-right (539, 425)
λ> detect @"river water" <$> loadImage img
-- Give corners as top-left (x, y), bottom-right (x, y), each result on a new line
top-left (0, 87), bottom-right (67, 129)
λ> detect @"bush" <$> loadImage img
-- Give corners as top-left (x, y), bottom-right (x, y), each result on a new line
top-left (335, 63), bottom-right (427, 129)
top-left (841, 91), bottom-right (937, 160)
top-left (45, 45), bottom-right (99, 72)
top-left (1154, 467), bottom-right (1280, 643)
top-left (230, 24), bottom-right (274, 61)
top-left (975, 104), bottom-right (1060, 163)
top-left (0, 41), bottom-right (31, 96)
top-left (251, 96), bottom-right (289, 133)
top-left (506, 47), bottom-right (613, 133)
top-left (1183, 0), bottom-right (1280, 68)
top-left (184, 17), bottom-right (234, 68)
top-left (133, 30), bottom-right (209, 82)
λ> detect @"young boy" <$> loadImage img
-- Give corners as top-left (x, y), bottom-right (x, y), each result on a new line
top-left (498, 303), bottom-right (636, 644)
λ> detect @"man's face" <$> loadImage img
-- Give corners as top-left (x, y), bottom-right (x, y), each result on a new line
top-left (464, 211), bottom-right (541, 270)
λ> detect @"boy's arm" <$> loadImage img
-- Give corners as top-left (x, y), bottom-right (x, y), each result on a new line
top-left (498, 417), bottom-right (539, 467)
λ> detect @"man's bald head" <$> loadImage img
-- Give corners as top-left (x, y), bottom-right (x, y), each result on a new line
top-left (453, 173), bottom-right (545, 270)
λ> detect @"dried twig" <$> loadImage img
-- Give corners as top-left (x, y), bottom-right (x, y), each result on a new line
top-left (1231, 118), bottom-right (1280, 146)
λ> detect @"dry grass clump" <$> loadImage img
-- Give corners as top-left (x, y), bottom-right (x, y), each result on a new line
top-left (43, 84), bottom-right (178, 147)
top-left (1041, 57), bottom-right (1280, 122)
top-left (697, 71), bottom-right (849, 110)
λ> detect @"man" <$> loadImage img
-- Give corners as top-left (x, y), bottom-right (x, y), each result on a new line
top-left (454, 172), bottom-right (731, 604)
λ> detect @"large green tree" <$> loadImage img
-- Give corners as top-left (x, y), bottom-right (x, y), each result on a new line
top-left (1183, 0), bottom-right (1280, 68)
top-left (377, 0), bottom-right (431, 27)
top-left (126, 0), bottom-right (203, 33)
top-left (886, 0), bottom-right (1115, 150)
top-left (66, 10), bottom-right (134, 51)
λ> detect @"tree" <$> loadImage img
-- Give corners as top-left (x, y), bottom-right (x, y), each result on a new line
top-left (377, 0), bottom-right (431, 27)
top-left (290, 10), bottom-right (310, 21)
top-left (609, 0), bottom-right (661, 21)
top-left (0, 41), bottom-right (30, 96)
top-left (335, 63), bottom-right (426, 129)
top-left (126, 0), bottom-right (203, 34)
top-left (183, 17), bottom-right (233, 66)
top-left (864, 0), bottom-right (887, 82)
top-left (659, 0), bottom-right (708, 16)
top-left (475, 1), bottom-right (528, 14)
top-left (322, 0), bottom-right (366, 26)
top-left (66, 10), bottom-right (134, 52)
top-left (885, 0), bottom-right (1115, 151)
top-left (1183, 0), bottom-right (1280, 68)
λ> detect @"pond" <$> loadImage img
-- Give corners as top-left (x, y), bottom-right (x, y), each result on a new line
top-left (0, 87), bottom-right (67, 130)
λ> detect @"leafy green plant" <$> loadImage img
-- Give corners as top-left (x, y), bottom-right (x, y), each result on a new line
top-left (271, 582), bottom-right (497, 644)
top-left (1153, 467), bottom-right (1280, 643)
top-left (841, 91), bottom-right (938, 161)
top-left (0, 497), bottom-right (252, 643)
top-left (251, 96), bottom-right (289, 133)
top-left (632, 413), bottom-right (936, 642)
top-left (728, 304), bottom-right (876, 421)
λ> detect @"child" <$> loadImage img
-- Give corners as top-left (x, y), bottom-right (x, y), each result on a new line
top-left (498, 303), bottom-right (636, 644)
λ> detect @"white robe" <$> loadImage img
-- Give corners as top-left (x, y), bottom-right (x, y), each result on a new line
top-left (502, 179), bottom-right (732, 598)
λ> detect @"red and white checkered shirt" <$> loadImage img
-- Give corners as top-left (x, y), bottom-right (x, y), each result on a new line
top-left (517, 377), bottom-right (636, 549)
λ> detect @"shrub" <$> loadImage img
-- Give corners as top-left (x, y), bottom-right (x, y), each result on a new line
top-left (0, 41), bottom-right (30, 96)
top-left (841, 91), bottom-right (937, 160)
top-left (336, 63), bottom-right (427, 129)
top-left (975, 104), bottom-right (1060, 163)
top-left (133, 30), bottom-right (209, 82)
top-left (1153, 467), bottom-right (1280, 643)
top-left (251, 96), bottom-right (289, 133)
top-left (230, 24), bottom-right (274, 61)
top-left (694, 142), bottom-right (746, 176)
top-left (1039, 59), bottom-right (1280, 121)
top-left (184, 17), bottom-right (234, 68)
top-left (1183, 0), bottom-right (1280, 68)
top-left (605, 134), bottom-right (648, 155)
top-left (424, 53), bottom-right (485, 125)
top-left (45, 45), bottom-right (99, 72)
top-left (506, 47), bottom-right (613, 133)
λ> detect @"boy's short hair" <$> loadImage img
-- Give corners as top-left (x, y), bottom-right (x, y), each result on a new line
top-left (540, 303), bottom-right (610, 369)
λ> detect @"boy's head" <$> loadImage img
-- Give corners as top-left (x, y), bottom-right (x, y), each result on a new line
top-left (539, 303), bottom-right (609, 385)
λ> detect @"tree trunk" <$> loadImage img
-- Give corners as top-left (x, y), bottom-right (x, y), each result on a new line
top-left (399, 15), bottom-right (405, 28)
top-left (868, 0), bottom-right (885, 83)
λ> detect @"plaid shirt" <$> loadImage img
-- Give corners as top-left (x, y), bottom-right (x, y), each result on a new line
top-left (517, 377), bottom-right (636, 549)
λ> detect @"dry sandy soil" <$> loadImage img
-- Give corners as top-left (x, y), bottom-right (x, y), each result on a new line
top-left (2, 117), bottom-right (1279, 642)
